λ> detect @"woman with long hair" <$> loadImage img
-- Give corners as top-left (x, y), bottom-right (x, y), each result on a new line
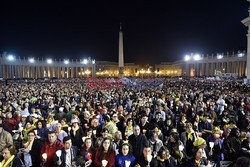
top-left (94, 137), bottom-right (115, 167)
top-left (80, 138), bottom-right (95, 167)
top-left (115, 142), bottom-right (135, 167)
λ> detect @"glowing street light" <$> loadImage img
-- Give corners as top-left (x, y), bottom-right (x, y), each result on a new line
top-left (47, 59), bottom-right (53, 64)
top-left (217, 54), bottom-right (223, 59)
top-left (184, 55), bottom-right (191, 61)
top-left (64, 59), bottom-right (69, 64)
top-left (193, 54), bottom-right (201, 61)
top-left (92, 60), bottom-right (95, 64)
top-left (238, 53), bottom-right (245, 57)
top-left (7, 55), bottom-right (15, 61)
top-left (28, 58), bottom-right (35, 63)
top-left (82, 59), bottom-right (88, 64)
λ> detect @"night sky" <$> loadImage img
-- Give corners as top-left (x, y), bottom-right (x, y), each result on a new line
top-left (0, 0), bottom-right (249, 65)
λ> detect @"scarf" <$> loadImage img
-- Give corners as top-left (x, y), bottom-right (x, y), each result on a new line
top-left (195, 159), bottom-right (201, 166)
top-left (0, 155), bottom-right (15, 167)
top-left (187, 131), bottom-right (194, 141)
top-left (157, 156), bottom-right (165, 162)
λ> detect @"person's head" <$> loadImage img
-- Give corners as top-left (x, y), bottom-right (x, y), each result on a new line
top-left (22, 138), bottom-right (29, 148)
top-left (158, 147), bottom-right (170, 160)
top-left (21, 115), bottom-right (27, 122)
top-left (155, 111), bottom-right (161, 120)
top-left (101, 128), bottom-right (109, 138)
top-left (120, 143), bottom-right (132, 156)
top-left (186, 123), bottom-right (193, 133)
top-left (91, 118), bottom-right (99, 127)
top-left (235, 157), bottom-right (250, 167)
top-left (48, 131), bottom-right (57, 144)
top-left (112, 113), bottom-right (118, 122)
top-left (141, 114), bottom-right (148, 124)
top-left (2, 145), bottom-right (17, 160)
top-left (25, 121), bottom-right (32, 129)
top-left (133, 125), bottom-right (141, 136)
top-left (230, 128), bottom-right (240, 138)
top-left (36, 120), bottom-right (46, 129)
top-left (27, 131), bottom-right (36, 142)
top-left (103, 115), bottom-right (110, 125)
top-left (192, 146), bottom-right (203, 160)
top-left (114, 131), bottom-right (122, 141)
top-left (169, 132), bottom-right (179, 143)
top-left (84, 138), bottom-right (92, 149)
top-left (63, 136), bottom-right (72, 150)
top-left (213, 130), bottom-right (221, 139)
top-left (151, 131), bottom-right (158, 142)
top-left (143, 143), bottom-right (152, 158)
top-left (193, 138), bottom-right (206, 149)
top-left (102, 137), bottom-right (111, 152)
top-left (127, 118), bottom-right (133, 126)
top-left (55, 123), bottom-right (62, 132)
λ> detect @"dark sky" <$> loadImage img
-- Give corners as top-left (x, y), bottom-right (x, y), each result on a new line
top-left (0, 0), bottom-right (249, 64)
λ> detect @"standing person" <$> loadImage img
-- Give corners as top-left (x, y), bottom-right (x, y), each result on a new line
top-left (40, 131), bottom-right (63, 167)
top-left (94, 137), bottom-right (115, 167)
top-left (54, 136), bottom-right (77, 167)
top-left (128, 125), bottom-right (148, 159)
top-left (80, 138), bottom-right (95, 167)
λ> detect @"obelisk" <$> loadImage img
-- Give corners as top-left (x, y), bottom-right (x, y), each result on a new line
top-left (242, 0), bottom-right (250, 83)
top-left (118, 23), bottom-right (124, 78)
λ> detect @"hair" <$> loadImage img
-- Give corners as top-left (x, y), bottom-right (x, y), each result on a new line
top-left (63, 136), bottom-right (71, 144)
top-left (143, 142), bottom-right (153, 151)
top-left (158, 146), bottom-right (169, 159)
top-left (73, 156), bottom-right (86, 167)
top-left (103, 115), bottom-right (110, 122)
top-left (235, 157), bottom-right (250, 167)
top-left (101, 128), bottom-right (109, 133)
top-left (27, 130), bottom-right (35, 136)
top-left (229, 128), bottom-right (239, 138)
top-left (170, 131), bottom-right (179, 142)
top-left (3, 145), bottom-right (17, 156)
top-left (186, 123), bottom-right (193, 129)
top-left (36, 120), bottom-right (46, 128)
top-left (192, 146), bottom-right (201, 157)
top-left (99, 137), bottom-right (113, 160)
top-left (119, 142), bottom-right (133, 156)
top-left (48, 131), bottom-right (56, 135)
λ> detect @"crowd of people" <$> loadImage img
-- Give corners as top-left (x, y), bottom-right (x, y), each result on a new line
top-left (0, 78), bottom-right (249, 167)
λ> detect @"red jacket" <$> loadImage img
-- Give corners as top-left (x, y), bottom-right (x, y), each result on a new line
top-left (40, 140), bottom-right (63, 167)
top-left (94, 149), bottom-right (115, 167)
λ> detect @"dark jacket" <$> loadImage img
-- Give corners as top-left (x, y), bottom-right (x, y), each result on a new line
top-left (128, 134), bottom-right (148, 159)
top-left (53, 147), bottom-right (77, 167)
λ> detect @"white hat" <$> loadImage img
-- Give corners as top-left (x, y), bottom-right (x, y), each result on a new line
top-left (71, 119), bottom-right (79, 124)
top-left (30, 113), bottom-right (38, 118)
top-left (83, 110), bottom-right (90, 115)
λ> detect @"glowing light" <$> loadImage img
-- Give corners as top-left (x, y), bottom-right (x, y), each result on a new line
top-left (47, 59), bottom-right (53, 64)
top-left (217, 54), bottom-right (223, 59)
top-left (238, 53), bottom-right (244, 57)
top-left (92, 60), bottom-right (95, 64)
top-left (82, 59), bottom-right (88, 64)
top-left (28, 58), bottom-right (35, 63)
top-left (7, 55), bottom-right (15, 61)
top-left (64, 60), bottom-right (69, 64)
top-left (193, 54), bottom-right (201, 61)
top-left (184, 55), bottom-right (191, 61)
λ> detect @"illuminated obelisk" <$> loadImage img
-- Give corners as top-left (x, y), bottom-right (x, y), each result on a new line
top-left (118, 23), bottom-right (124, 78)
top-left (242, 0), bottom-right (250, 83)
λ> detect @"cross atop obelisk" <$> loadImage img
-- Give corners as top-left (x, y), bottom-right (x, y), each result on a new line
top-left (118, 22), bottom-right (124, 78)
top-left (242, 0), bottom-right (250, 82)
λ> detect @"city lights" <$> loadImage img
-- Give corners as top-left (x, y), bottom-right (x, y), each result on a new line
top-left (193, 54), bottom-right (201, 61)
top-left (184, 55), bottom-right (191, 61)
top-left (217, 54), bottom-right (223, 59)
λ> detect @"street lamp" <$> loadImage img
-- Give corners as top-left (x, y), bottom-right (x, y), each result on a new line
top-left (184, 55), bottom-right (191, 61)
top-left (28, 58), bottom-right (35, 63)
top-left (217, 54), bottom-right (223, 59)
top-left (7, 55), bottom-right (15, 61)
top-left (83, 59), bottom-right (88, 64)
top-left (238, 53), bottom-right (245, 57)
top-left (64, 59), bottom-right (69, 65)
top-left (193, 54), bottom-right (201, 61)
top-left (47, 59), bottom-right (53, 64)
